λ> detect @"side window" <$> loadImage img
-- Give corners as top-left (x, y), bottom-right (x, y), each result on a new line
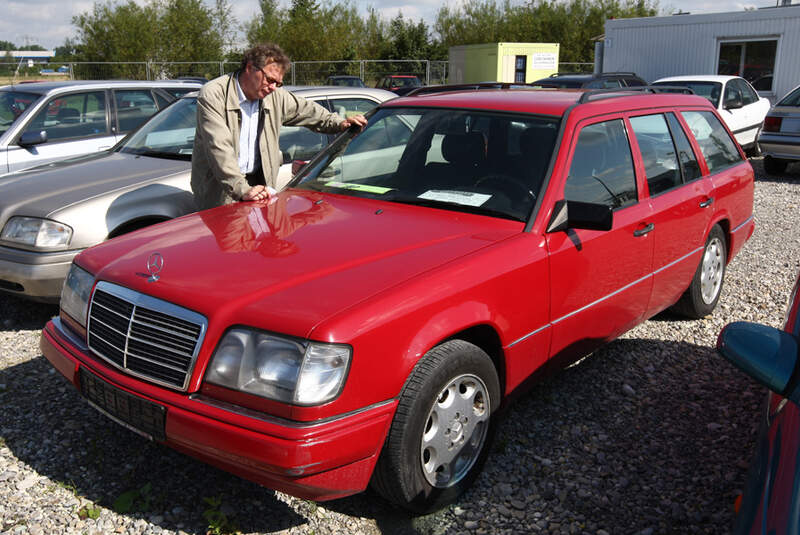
top-left (625, 77), bottom-right (646, 87)
top-left (114, 90), bottom-right (158, 133)
top-left (23, 91), bottom-right (107, 142)
top-left (328, 97), bottom-right (379, 118)
top-left (154, 91), bottom-right (172, 109)
top-left (735, 79), bottom-right (759, 105)
top-left (346, 114), bottom-right (416, 155)
top-left (602, 78), bottom-right (623, 89)
top-left (629, 114), bottom-right (681, 196)
top-left (564, 119), bottom-right (637, 209)
top-left (681, 110), bottom-right (742, 173)
top-left (279, 126), bottom-right (329, 163)
top-left (665, 113), bottom-right (702, 182)
top-left (723, 82), bottom-right (743, 108)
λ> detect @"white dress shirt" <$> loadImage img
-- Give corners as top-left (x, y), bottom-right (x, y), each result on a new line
top-left (235, 75), bottom-right (261, 175)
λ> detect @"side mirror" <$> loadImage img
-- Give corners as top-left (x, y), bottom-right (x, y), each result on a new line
top-left (724, 94), bottom-right (743, 110)
top-left (717, 321), bottom-right (800, 403)
top-left (18, 130), bottom-right (48, 147)
top-left (546, 199), bottom-right (613, 233)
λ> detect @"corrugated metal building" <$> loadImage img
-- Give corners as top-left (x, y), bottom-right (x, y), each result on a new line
top-left (602, 4), bottom-right (800, 102)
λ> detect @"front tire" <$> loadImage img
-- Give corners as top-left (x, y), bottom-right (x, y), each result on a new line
top-left (672, 224), bottom-right (727, 319)
top-left (370, 340), bottom-right (500, 513)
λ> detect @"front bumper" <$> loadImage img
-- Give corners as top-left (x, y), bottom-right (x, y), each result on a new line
top-left (757, 132), bottom-right (800, 161)
top-left (0, 245), bottom-right (80, 302)
top-left (40, 318), bottom-right (396, 501)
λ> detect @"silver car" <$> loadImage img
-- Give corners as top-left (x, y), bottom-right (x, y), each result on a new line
top-left (0, 80), bottom-right (202, 173)
top-left (0, 86), bottom-right (396, 302)
top-left (757, 83), bottom-right (800, 175)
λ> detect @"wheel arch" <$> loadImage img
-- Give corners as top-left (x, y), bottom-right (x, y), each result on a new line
top-left (107, 215), bottom-right (171, 239)
top-left (710, 216), bottom-right (732, 263)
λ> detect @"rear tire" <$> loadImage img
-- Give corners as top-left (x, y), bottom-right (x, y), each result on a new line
top-left (370, 340), bottom-right (500, 513)
top-left (672, 224), bottom-right (727, 319)
top-left (764, 155), bottom-right (788, 175)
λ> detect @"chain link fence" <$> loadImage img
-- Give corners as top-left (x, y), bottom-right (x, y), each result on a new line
top-left (1, 59), bottom-right (590, 85)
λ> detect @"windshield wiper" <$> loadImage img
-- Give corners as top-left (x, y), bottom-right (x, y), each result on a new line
top-left (386, 195), bottom-right (525, 222)
top-left (123, 147), bottom-right (190, 160)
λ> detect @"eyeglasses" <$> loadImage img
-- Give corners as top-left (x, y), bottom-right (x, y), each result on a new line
top-left (257, 65), bottom-right (283, 88)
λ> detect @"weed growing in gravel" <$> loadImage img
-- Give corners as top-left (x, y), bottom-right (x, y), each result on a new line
top-left (203, 495), bottom-right (239, 535)
top-left (113, 482), bottom-right (154, 513)
top-left (77, 504), bottom-right (102, 520)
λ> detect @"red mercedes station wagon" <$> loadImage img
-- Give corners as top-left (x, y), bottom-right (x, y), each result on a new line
top-left (41, 86), bottom-right (755, 512)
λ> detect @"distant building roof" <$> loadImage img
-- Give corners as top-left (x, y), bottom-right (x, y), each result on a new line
top-left (1, 51), bottom-right (55, 60)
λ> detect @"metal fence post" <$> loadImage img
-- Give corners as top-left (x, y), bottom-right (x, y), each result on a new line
top-left (425, 60), bottom-right (430, 85)
top-left (146, 61), bottom-right (151, 80)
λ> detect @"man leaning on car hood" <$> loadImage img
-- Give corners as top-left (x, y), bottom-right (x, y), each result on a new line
top-left (191, 42), bottom-right (367, 210)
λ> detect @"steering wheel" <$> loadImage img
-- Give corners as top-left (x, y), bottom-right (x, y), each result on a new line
top-left (475, 174), bottom-right (536, 204)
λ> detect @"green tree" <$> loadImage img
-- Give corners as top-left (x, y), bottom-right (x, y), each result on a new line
top-left (0, 41), bottom-right (16, 51)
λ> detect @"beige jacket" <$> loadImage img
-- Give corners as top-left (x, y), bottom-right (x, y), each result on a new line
top-left (191, 73), bottom-right (343, 210)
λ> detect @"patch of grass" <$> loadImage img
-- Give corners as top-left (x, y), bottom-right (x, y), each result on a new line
top-left (202, 496), bottom-right (239, 535)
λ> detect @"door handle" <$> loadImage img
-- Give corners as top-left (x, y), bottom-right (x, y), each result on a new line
top-left (699, 197), bottom-right (714, 208)
top-left (633, 223), bottom-right (654, 237)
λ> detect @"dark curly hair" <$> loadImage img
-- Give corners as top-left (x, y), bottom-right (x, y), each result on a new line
top-left (240, 43), bottom-right (291, 73)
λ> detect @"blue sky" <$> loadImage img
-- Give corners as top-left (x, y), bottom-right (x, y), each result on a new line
top-left (0, 0), bottom-right (782, 51)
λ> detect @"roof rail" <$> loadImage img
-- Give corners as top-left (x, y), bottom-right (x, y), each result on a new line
top-left (577, 85), bottom-right (695, 104)
top-left (406, 82), bottom-right (532, 96)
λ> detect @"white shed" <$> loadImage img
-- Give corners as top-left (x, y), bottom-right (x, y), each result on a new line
top-left (602, 4), bottom-right (800, 102)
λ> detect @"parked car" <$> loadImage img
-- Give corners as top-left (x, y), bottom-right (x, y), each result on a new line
top-left (0, 80), bottom-right (202, 174)
top-left (716, 270), bottom-right (800, 533)
top-left (531, 71), bottom-right (647, 89)
top-left (652, 75), bottom-right (771, 152)
top-left (41, 86), bottom-right (755, 512)
top-left (0, 86), bottom-right (395, 302)
top-left (756, 83), bottom-right (800, 175)
top-left (325, 75), bottom-right (365, 87)
top-left (375, 74), bottom-right (423, 95)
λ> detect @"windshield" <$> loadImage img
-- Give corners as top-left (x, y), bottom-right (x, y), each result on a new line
top-left (0, 91), bottom-right (41, 137)
top-left (393, 77), bottom-right (422, 88)
top-left (292, 106), bottom-right (560, 222)
top-left (654, 81), bottom-right (722, 107)
top-left (119, 97), bottom-right (196, 160)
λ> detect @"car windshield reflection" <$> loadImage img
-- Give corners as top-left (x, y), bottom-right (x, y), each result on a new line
top-left (293, 107), bottom-right (559, 222)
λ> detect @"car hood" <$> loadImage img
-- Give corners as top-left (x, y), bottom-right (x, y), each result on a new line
top-left (80, 189), bottom-right (521, 339)
top-left (0, 151), bottom-right (190, 223)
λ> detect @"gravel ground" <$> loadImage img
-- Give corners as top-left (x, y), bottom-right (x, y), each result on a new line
top-left (1, 157), bottom-right (800, 535)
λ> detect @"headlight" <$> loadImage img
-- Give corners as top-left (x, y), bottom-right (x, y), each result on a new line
top-left (60, 263), bottom-right (94, 327)
top-left (206, 328), bottom-right (351, 405)
top-left (1, 216), bottom-right (73, 248)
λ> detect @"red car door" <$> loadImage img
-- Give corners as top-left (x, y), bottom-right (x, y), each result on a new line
top-left (627, 111), bottom-right (714, 317)
top-left (546, 117), bottom-right (654, 361)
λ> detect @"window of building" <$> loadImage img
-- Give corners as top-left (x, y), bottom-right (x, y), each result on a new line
top-left (717, 39), bottom-right (777, 91)
top-left (514, 56), bottom-right (527, 83)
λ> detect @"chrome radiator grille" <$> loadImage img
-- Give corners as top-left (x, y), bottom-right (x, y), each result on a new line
top-left (87, 282), bottom-right (207, 390)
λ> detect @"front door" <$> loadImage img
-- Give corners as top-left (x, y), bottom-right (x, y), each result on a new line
top-left (546, 117), bottom-right (654, 361)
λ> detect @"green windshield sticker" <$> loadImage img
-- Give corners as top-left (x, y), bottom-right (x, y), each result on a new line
top-left (324, 181), bottom-right (393, 194)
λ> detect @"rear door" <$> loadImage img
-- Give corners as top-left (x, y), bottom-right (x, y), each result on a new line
top-left (628, 110), bottom-right (713, 317)
top-left (546, 116), bottom-right (654, 361)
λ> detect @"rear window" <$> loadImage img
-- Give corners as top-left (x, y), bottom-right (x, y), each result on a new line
top-left (681, 110), bottom-right (742, 173)
top-left (778, 86), bottom-right (800, 107)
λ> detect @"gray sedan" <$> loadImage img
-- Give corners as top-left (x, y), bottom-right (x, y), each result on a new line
top-left (757, 83), bottom-right (800, 174)
top-left (0, 86), bottom-right (395, 302)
